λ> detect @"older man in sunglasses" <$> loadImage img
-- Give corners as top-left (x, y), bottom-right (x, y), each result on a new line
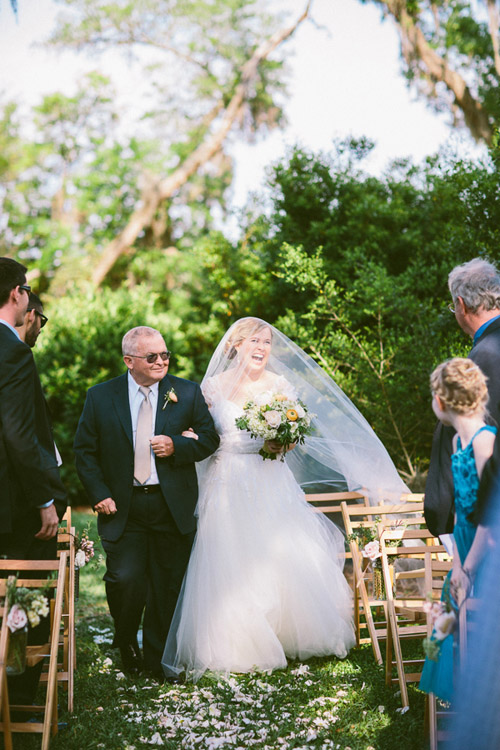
top-left (74, 325), bottom-right (219, 680)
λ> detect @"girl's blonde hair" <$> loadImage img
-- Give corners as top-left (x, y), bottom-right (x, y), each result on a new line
top-left (430, 357), bottom-right (488, 415)
top-left (224, 318), bottom-right (272, 359)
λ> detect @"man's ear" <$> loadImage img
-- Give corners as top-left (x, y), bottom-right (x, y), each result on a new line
top-left (123, 355), bottom-right (133, 371)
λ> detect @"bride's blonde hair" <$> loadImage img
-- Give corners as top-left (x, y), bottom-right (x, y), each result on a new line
top-left (224, 318), bottom-right (272, 359)
top-left (430, 357), bottom-right (488, 416)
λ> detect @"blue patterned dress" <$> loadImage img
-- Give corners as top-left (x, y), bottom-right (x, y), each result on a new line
top-left (419, 425), bottom-right (497, 702)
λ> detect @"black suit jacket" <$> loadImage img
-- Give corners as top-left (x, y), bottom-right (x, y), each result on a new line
top-left (0, 323), bottom-right (66, 535)
top-left (424, 317), bottom-right (500, 535)
top-left (73, 372), bottom-right (220, 541)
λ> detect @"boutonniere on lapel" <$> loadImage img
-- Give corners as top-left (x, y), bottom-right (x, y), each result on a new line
top-left (162, 387), bottom-right (178, 410)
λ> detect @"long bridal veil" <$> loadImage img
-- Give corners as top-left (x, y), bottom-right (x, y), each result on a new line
top-left (199, 317), bottom-right (408, 504)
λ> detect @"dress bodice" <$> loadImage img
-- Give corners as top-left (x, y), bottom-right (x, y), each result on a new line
top-left (451, 425), bottom-right (497, 525)
top-left (202, 374), bottom-right (295, 455)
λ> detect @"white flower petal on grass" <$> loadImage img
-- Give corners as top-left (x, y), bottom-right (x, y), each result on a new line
top-left (395, 706), bottom-right (410, 714)
top-left (148, 733), bottom-right (164, 745)
top-left (290, 664), bottom-right (311, 677)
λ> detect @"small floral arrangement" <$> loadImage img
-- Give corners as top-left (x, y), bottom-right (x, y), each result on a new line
top-left (74, 524), bottom-right (96, 570)
top-left (347, 522), bottom-right (382, 569)
top-left (6, 577), bottom-right (49, 632)
top-left (162, 387), bottom-right (178, 410)
top-left (423, 585), bottom-right (457, 661)
top-left (235, 391), bottom-right (314, 461)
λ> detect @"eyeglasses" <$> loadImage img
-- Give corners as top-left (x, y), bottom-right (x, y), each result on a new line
top-left (126, 351), bottom-right (171, 364)
top-left (448, 303), bottom-right (456, 314)
top-left (19, 284), bottom-right (31, 294)
top-left (28, 308), bottom-right (48, 328)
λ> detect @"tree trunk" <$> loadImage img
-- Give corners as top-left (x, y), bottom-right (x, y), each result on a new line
top-left (91, 2), bottom-right (312, 287)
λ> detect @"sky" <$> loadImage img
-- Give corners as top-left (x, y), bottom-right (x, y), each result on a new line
top-left (0, 0), bottom-right (486, 215)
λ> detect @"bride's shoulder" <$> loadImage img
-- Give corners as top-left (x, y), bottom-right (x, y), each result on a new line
top-left (201, 375), bottom-right (220, 403)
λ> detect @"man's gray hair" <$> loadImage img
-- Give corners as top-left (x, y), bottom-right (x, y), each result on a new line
top-left (448, 258), bottom-right (500, 313)
top-left (122, 326), bottom-right (163, 355)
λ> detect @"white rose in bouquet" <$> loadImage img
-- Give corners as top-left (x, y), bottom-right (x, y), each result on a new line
top-left (254, 391), bottom-right (272, 407)
top-left (264, 410), bottom-right (281, 428)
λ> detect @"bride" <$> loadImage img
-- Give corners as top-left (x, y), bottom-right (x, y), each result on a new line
top-left (162, 318), bottom-right (408, 680)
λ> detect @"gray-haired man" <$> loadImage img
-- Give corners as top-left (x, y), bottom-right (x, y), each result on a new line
top-left (424, 258), bottom-right (500, 535)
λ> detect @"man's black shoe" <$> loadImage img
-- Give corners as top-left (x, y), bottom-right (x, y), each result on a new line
top-left (119, 643), bottom-right (144, 674)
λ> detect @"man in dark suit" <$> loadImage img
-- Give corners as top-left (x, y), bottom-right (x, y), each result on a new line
top-left (74, 326), bottom-right (219, 679)
top-left (0, 257), bottom-right (66, 703)
top-left (425, 257), bottom-right (500, 536)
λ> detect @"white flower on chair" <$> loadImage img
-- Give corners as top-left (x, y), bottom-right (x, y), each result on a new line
top-left (75, 549), bottom-right (87, 569)
top-left (7, 603), bottom-right (28, 633)
top-left (362, 540), bottom-right (382, 562)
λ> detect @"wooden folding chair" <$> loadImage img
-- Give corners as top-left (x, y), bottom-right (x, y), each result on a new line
top-left (341, 500), bottom-right (425, 665)
top-left (54, 507), bottom-right (76, 712)
top-left (0, 580), bottom-right (13, 750)
top-left (305, 490), bottom-right (369, 531)
top-left (0, 553), bottom-right (68, 750)
top-left (379, 522), bottom-right (451, 708)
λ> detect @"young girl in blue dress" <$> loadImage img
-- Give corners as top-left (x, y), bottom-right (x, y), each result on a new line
top-left (420, 357), bottom-right (496, 702)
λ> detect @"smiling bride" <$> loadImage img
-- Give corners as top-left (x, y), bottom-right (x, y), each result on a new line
top-left (162, 317), bottom-right (407, 681)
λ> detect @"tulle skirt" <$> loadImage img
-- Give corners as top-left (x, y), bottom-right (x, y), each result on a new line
top-left (162, 450), bottom-right (355, 681)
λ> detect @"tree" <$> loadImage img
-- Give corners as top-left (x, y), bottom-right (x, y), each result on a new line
top-left (364, 0), bottom-right (500, 144)
top-left (45, 0), bottom-right (311, 286)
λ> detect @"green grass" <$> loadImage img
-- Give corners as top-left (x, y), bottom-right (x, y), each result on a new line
top-left (5, 512), bottom-right (427, 750)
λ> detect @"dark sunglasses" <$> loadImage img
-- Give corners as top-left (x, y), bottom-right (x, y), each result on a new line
top-left (28, 308), bottom-right (48, 328)
top-left (19, 284), bottom-right (31, 294)
top-left (126, 351), bottom-right (172, 364)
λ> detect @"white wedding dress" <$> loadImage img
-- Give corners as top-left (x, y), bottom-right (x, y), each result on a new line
top-left (162, 375), bottom-right (355, 680)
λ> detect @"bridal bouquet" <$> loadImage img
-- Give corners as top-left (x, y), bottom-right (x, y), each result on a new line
top-left (235, 391), bottom-right (314, 461)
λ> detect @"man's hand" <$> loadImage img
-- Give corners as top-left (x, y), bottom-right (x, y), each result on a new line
top-left (150, 435), bottom-right (175, 457)
top-left (181, 428), bottom-right (198, 440)
top-left (35, 503), bottom-right (59, 540)
top-left (94, 497), bottom-right (117, 515)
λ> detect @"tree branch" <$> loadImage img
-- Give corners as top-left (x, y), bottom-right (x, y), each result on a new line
top-left (91, 2), bottom-right (311, 286)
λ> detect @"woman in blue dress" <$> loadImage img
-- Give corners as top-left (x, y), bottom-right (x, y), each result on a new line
top-left (420, 357), bottom-right (496, 702)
